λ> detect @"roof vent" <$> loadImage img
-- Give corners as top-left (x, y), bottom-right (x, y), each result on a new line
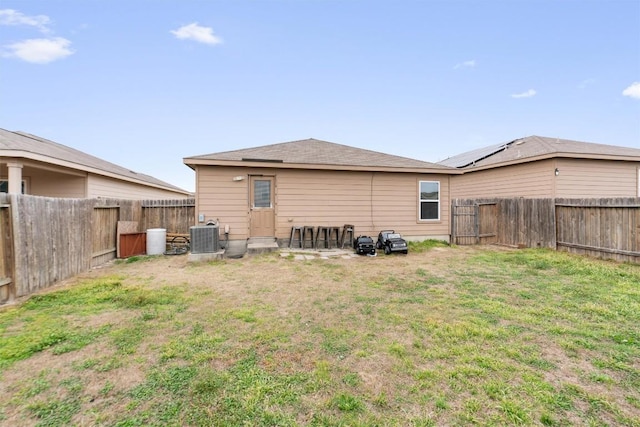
top-left (241, 158), bottom-right (284, 163)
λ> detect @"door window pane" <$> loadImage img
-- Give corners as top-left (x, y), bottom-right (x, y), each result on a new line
top-left (254, 180), bottom-right (271, 208)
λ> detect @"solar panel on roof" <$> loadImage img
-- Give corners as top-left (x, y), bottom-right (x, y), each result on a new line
top-left (438, 142), bottom-right (509, 168)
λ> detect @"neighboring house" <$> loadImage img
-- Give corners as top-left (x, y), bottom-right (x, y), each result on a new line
top-left (0, 128), bottom-right (191, 199)
top-left (183, 138), bottom-right (461, 248)
top-left (440, 135), bottom-right (640, 199)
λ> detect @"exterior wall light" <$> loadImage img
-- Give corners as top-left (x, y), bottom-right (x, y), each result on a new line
top-left (232, 176), bottom-right (245, 181)
top-left (554, 168), bottom-right (559, 176)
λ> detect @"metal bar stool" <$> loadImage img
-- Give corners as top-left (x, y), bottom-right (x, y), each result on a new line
top-left (315, 226), bottom-right (330, 249)
top-left (340, 224), bottom-right (355, 248)
top-left (289, 226), bottom-right (304, 248)
top-left (302, 226), bottom-right (315, 249)
top-left (327, 226), bottom-right (340, 248)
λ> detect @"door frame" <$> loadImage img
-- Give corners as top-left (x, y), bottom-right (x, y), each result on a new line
top-left (249, 175), bottom-right (276, 237)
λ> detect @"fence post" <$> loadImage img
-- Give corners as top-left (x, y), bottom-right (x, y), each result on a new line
top-left (451, 199), bottom-right (456, 245)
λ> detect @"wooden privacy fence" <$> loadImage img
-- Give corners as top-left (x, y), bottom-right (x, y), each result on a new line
top-left (452, 197), bottom-right (640, 263)
top-left (555, 198), bottom-right (640, 263)
top-left (0, 194), bottom-right (195, 304)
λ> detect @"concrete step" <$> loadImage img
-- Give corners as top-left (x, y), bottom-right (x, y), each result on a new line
top-left (247, 237), bottom-right (279, 254)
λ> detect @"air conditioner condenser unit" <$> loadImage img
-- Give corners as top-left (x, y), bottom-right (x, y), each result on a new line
top-left (190, 225), bottom-right (219, 253)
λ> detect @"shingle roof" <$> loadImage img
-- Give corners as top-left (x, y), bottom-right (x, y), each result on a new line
top-left (439, 135), bottom-right (640, 169)
top-left (0, 128), bottom-right (189, 193)
top-left (185, 138), bottom-right (454, 172)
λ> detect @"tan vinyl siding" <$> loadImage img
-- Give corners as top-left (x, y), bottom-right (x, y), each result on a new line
top-left (450, 160), bottom-right (554, 198)
top-left (87, 174), bottom-right (189, 200)
top-left (27, 168), bottom-right (86, 198)
top-left (195, 166), bottom-right (450, 241)
top-left (555, 159), bottom-right (638, 198)
top-left (195, 166), bottom-right (251, 238)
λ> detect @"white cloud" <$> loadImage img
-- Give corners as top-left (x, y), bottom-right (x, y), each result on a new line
top-left (454, 59), bottom-right (476, 69)
top-left (4, 37), bottom-right (73, 64)
top-left (511, 89), bottom-right (537, 99)
top-left (171, 23), bottom-right (222, 45)
top-left (0, 9), bottom-right (51, 33)
top-left (622, 82), bottom-right (640, 99)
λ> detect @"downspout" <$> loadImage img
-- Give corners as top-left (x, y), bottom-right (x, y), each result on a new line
top-left (370, 172), bottom-right (375, 231)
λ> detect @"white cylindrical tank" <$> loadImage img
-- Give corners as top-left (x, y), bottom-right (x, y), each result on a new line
top-left (146, 228), bottom-right (167, 255)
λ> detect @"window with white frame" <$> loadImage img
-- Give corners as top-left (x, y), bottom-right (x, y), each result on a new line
top-left (419, 181), bottom-right (440, 220)
top-left (0, 180), bottom-right (26, 194)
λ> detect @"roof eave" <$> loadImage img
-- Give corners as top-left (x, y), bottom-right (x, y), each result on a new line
top-left (2, 150), bottom-right (191, 195)
top-left (182, 158), bottom-right (462, 174)
top-left (461, 152), bottom-right (640, 171)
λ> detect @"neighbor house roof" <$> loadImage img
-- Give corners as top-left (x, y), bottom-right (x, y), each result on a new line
top-left (0, 128), bottom-right (190, 194)
top-left (184, 138), bottom-right (459, 174)
top-left (438, 135), bottom-right (640, 169)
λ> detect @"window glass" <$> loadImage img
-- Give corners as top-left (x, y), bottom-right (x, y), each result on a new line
top-left (420, 181), bottom-right (439, 200)
top-left (419, 181), bottom-right (439, 220)
top-left (420, 201), bottom-right (439, 220)
top-left (253, 180), bottom-right (271, 208)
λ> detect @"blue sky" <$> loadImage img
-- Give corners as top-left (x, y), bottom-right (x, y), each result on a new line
top-left (1, 0), bottom-right (639, 192)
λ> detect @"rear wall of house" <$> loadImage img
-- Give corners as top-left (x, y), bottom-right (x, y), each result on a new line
top-left (195, 166), bottom-right (451, 241)
top-left (450, 158), bottom-right (639, 199)
top-left (450, 160), bottom-right (554, 199)
top-left (555, 159), bottom-right (639, 197)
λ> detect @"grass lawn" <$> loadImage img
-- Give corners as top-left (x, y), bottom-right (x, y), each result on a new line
top-left (0, 244), bottom-right (638, 426)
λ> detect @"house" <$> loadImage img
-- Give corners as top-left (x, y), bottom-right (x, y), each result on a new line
top-left (0, 128), bottom-right (191, 199)
top-left (183, 138), bottom-right (461, 250)
top-left (440, 135), bottom-right (640, 199)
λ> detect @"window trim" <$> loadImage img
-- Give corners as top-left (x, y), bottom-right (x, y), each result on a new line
top-left (418, 180), bottom-right (440, 221)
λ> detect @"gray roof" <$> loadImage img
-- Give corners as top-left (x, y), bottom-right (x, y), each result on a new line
top-left (0, 128), bottom-right (189, 193)
top-left (185, 138), bottom-right (454, 171)
top-left (439, 135), bottom-right (640, 168)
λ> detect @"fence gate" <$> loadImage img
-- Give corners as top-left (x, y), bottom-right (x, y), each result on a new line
top-left (451, 202), bottom-right (497, 245)
top-left (477, 202), bottom-right (498, 244)
top-left (452, 204), bottom-right (478, 245)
